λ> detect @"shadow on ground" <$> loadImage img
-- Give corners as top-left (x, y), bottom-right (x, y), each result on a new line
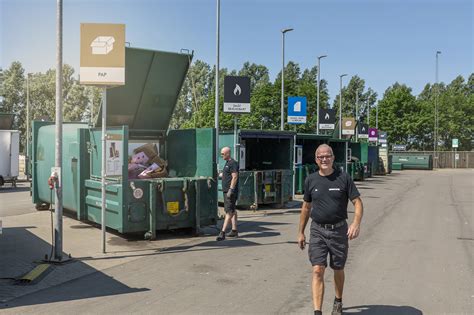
top-left (0, 226), bottom-right (148, 309)
top-left (74, 220), bottom-right (290, 262)
top-left (344, 304), bottom-right (422, 314)
top-left (0, 186), bottom-right (30, 193)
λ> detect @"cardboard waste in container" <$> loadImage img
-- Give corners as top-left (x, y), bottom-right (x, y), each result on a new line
top-left (31, 47), bottom-right (218, 236)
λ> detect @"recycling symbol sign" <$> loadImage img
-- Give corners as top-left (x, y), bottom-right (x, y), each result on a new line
top-left (318, 109), bottom-right (335, 130)
top-left (358, 123), bottom-right (369, 138)
top-left (224, 76), bottom-right (251, 113)
top-left (369, 128), bottom-right (378, 142)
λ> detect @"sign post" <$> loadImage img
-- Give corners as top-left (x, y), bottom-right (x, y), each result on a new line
top-left (288, 96), bottom-right (307, 199)
top-left (392, 144), bottom-right (407, 151)
top-left (224, 76), bottom-right (251, 160)
top-left (342, 117), bottom-right (356, 136)
top-left (80, 23), bottom-right (125, 254)
top-left (318, 109), bottom-right (336, 131)
top-left (452, 139), bottom-right (459, 169)
top-left (358, 123), bottom-right (369, 139)
top-left (368, 128), bottom-right (378, 143)
top-left (287, 96), bottom-right (307, 125)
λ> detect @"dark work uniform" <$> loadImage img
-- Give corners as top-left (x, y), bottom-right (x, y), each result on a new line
top-left (303, 169), bottom-right (360, 269)
top-left (222, 158), bottom-right (239, 213)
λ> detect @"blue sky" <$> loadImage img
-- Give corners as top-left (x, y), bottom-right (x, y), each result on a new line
top-left (1, 0), bottom-right (472, 102)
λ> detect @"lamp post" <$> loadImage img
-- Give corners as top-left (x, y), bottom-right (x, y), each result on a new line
top-left (54, 0), bottom-right (63, 261)
top-left (355, 89), bottom-right (359, 141)
top-left (367, 98), bottom-right (370, 127)
top-left (215, 0), bottom-right (220, 160)
top-left (316, 55), bottom-right (327, 135)
top-left (339, 74), bottom-right (348, 139)
top-left (280, 28), bottom-right (294, 130)
top-left (26, 73), bottom-right (31, 180)
top-left (434, 50), bottom-right (441, 168)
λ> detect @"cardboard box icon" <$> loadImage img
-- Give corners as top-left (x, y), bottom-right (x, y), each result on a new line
top-left (90, 36), bottom-right (115, 55)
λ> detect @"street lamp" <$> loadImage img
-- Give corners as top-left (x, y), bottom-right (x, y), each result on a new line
top-left (26, 73), bottom-right (32, 180)
top-left (339, 74), bottom-right (348, 139)
top-left (434, 50), bottom-right (441, 168)
top-left (316, 55), bottom-right (327, 135)
top-left (280, 27), bottom-right (294, 130)
top-left (215, 0), bottom-right (220, 159)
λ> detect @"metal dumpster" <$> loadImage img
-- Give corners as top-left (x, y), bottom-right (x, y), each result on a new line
top-left (31, 121), bottom-right (89, 211)
top-left (328, 138), bottom-right (350, 173)
top-left (347, 157), bottom-right (365, 180)
top-left (294, 133), bottom-right (331, 194)
top-left (378, 146), bottom-right (391, 174)
top-left (350, 141), bottom-right (369, 179)
top-left (218, 130), bottom-right (295, 209)
top-left (0, 113), bottom-right (20, 187)
top-left (368, 144), bottom-right (380, 176)
top-left (31, 47), bottom-right (218, 236)
top-left (391, 154), bottom-right (433, 170)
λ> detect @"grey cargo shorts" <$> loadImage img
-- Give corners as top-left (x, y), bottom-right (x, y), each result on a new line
top-left (223, 192), bottom-right (237, 213)
top-left (308, 220), bottom-right (349, 270)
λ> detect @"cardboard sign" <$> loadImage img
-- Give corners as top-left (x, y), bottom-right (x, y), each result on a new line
top-left (342, 118), bottom-right (355, 135)
top-left (80, 23), bottom-right (125, 86)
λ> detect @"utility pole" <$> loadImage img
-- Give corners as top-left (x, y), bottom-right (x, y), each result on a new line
top-left (26, 73), bottom-right (31, 180)
top-left (316, 55), bottom-right (327, 135)
top-left (280, 28), bottom-right (293, 130)
top-left (215, 0), bottom-right (220, 162)
top-left (339, 74), bottom-right (348, 139)
top-left (54, 0), bottom-right (63, 261)
top-left (355, 90), bottom-right (359, 141)
top-left (434, 51), bottom-right (441, 168)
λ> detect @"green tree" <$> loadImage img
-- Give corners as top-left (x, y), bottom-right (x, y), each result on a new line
top-left (376, 83), bottom-right (418, 146)
top-left (2, 62), bottom-right (26, 150)
top-left (437, 75), bottom-right (473, 150)
top-left (170, 60), bottom-right (213, 129)
top-left (333, 76), bottom-right (377, 122)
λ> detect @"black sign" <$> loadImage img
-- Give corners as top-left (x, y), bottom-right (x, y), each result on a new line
top-left (224, 76), bottom-right (251, 113)
top-left (318, 109), bottom-right (335, 129)
top-left (379, 131), bottom-right (388, 143)
top-left (392, 144), bottom-right (406, 151)
top-left (357, 123), bottom-right (369, 137)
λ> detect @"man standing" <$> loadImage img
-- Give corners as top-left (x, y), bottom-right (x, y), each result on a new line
top-left (298, 144), bottom-right (363, 315)
top-left (217, 146), bottom-right (239, 241)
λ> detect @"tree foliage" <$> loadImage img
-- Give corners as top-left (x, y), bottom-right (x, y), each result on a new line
top-left (1, 59), bottom-right (471, 152)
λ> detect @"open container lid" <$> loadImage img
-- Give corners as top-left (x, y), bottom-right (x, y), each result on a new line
top-left (0, 113), bottom-right (15, 130)
top-left (97, 47), bottom-right (192, 136)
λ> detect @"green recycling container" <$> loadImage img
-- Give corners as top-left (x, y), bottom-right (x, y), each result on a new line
top-left (31, 47), bottom-right (218, 237)
top-left (294, 133), bottom-right (331, 194)
top-left (350, 141), bottom-right (369, 178)
top-left (218, 130), bottom-right (295, 209)
top-left (328, 138), bottom-right (350, 173)
top-left (391, 154), bottom-right (433, 170)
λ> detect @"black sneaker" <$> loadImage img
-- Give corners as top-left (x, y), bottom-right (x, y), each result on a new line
top-left (227, 230), bottom-right (238, 238)
top-left (216, 232), bottom-right (225, 241)
top-left (332, 300), bottom-right (343, 315)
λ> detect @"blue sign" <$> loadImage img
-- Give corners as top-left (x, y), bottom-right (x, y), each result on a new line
top-left (287, 96), bottom-right (307, 124)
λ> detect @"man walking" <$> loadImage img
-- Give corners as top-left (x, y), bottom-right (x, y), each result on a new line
top-left (217, 146), bottom-right (239, 241)
top-left (298, 144), bottom-right (363, 315)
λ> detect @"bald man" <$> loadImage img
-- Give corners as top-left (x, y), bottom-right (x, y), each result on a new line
top-left (298, 144), bottom-right (364, 315)
top-left (217, 146), bottom-right (239, 241)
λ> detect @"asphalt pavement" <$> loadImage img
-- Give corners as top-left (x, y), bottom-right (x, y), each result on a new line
top-left (0, 169), bottom-right (472, 314)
